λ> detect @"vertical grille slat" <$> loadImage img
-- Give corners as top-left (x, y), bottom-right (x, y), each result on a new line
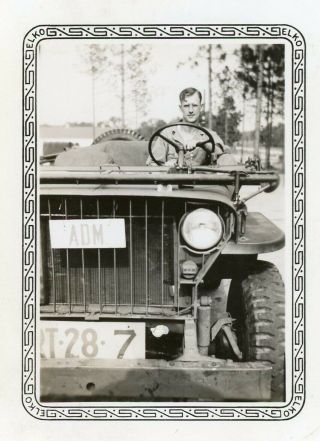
top-left (129, 199), bottom-right (133, 315)
top-left (145, 199), bottom-right (148, 315)
top-left (80, 198), bottom-right (86, 312)
top-left (161, 200), bottom-right (164, 314)
top-left (64, 198), bottom-right (71, 313)
top-left (113, 199), bottom-right (118, 314)
top-left (97, 199), bottom-right (102, 313)
top-left (48, 199), bottom-right (56, 313)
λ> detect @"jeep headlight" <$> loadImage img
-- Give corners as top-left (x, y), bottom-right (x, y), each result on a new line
top-left (181, 208), bottom-right (223, 250)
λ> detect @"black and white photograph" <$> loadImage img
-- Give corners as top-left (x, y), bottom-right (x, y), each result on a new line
top-left (38, 36), bottom-right (287, 402)
top-left (20, 24), bottom-right (305, 421)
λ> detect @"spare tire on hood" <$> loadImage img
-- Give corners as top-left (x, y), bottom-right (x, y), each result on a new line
top-left (92, 128), bottom-right (145, 144)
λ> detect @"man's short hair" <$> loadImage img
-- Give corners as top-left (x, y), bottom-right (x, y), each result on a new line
top-left (179, 87), bottom-right (202, 103)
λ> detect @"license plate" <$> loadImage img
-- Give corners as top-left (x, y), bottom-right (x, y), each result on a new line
top-left (49, 219), bottom-right (126, 249)
top-left (40, 321), bottom-right (145, 360)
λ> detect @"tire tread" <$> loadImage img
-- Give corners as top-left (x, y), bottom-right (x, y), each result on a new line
top-left (227, 260), bottom-right (285, 401)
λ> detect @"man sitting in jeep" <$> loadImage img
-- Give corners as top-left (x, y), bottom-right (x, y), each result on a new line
top-left (147, 87), bottom-right (236, 167)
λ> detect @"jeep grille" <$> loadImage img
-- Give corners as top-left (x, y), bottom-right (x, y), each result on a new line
top-left (40, 196), bottom-right (230, 317)
top-left (41, 197), bottom-right (182, 316)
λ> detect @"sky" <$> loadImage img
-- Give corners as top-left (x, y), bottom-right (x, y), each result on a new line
top-left (37, 40), bottom-right (262, 131)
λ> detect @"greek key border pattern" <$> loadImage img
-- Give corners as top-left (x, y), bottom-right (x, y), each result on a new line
top-left (22, 24), bottom-right (305, 420)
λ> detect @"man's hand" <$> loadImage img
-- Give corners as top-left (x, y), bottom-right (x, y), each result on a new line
top-left (183, 141), bottom-right (197, 152)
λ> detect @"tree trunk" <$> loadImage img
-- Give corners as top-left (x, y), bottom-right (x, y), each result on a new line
top-left (254, 45), bottom-right (264, 159)
top-left (92, 70), bottom-right (96, 140)
top-left (269, 85), bottom-right (274, 168)
top-left (241, 93), bottom-right (246, 163)
top-left (224, 108), bottom-right (228, 145)
top-left (208, 45), bottom-right (213, 130)
top-left (265, 58), bottom-right (272, 169)
top-left (121, 44), bottom-right (125, 128)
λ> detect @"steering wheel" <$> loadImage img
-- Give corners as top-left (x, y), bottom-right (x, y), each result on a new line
top-left (148, 123), bottom-right (216, 166)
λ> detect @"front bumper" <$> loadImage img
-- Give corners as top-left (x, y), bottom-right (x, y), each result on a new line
top-left (41, 358), bottom-right (272, 402)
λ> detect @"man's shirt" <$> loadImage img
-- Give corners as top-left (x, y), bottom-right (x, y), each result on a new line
top-left (146, 125), bottom-right (225, 166)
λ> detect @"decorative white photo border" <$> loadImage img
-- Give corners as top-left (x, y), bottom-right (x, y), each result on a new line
top-left (22, 24), bottom-right (305, 420)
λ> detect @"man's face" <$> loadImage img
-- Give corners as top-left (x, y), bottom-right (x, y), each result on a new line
top-left (179, 93), bottom-right (202, 124)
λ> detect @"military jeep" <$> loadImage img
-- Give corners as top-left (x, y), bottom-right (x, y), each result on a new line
top-left (39, 124), bottom-right (285, 402)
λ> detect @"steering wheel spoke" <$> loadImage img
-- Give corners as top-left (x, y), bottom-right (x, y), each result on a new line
top-left (148, 123), bottom-right (216, 166)
top-left (157, 133), bottom-right (182, 151)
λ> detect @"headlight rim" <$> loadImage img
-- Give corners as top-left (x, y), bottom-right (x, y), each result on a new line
top-left (180, 207), bottom-right (224, 254)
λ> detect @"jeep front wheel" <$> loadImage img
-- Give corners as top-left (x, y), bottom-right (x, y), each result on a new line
top-left (227, 260), bottom-right (285, 401)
